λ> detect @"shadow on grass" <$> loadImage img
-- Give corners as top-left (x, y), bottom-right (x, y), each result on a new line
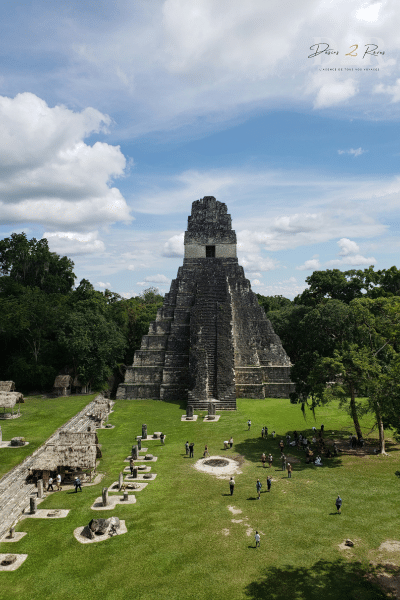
top-left (162, 398), bottom-right (187, 411)
top-left (234, 436), bottom-right (343, 471)
top-left (244, 559), bottom-right (392, 600)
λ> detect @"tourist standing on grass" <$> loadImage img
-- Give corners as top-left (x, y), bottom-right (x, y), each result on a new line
top-left (229, 477), bottom-right (235, 495)
top-left (267, 476), bottom-right (272, 491)
top-left (271, 430), bottom-right (275, 438)
top-left (287, 463), bottom-right (292, 478)
top-left (189, 442), bottom-right (194, 458)
top-left (264, 427), bottom-right (268, 437)
top-left (204, 445), bottom-right (210, 457)
top-left (255, 531), bottom-right (260, 548)
top-left (229, 437), bottom-right (233, 448)
top-left (336, 495), bottom-right (342, 513)
top-left (185, 441), bottom-right (189, 456)
top-left (281, 454), bottom-right (287, 471)
top-left (248, 419), bottom-right (251, 430)
top-left (261, 427), bottom-right (265, 438)
top-left (256, 478), bottom-right (262, 499)
top-left (268, 453), bottom-right (273, 468)
top-left (160, 433), bottom-right (165, 445)
top-left (261, 453), bottom-right (266, 468)
top-left (279, 439), bottom-right (284, 453)
top-left (74, 477), bottom-right (82, 492)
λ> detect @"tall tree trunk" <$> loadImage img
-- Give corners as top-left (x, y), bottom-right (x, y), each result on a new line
top-left (350, 385), bottom-right (363, 439)
top-left (375, 400), bottom-right (386, 455)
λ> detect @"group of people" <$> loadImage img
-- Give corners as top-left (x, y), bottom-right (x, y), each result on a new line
top-left (184, 441), bottom-right (195, 457)
top-left (261, 451), bottom-right (293, 477)
top-left (46, 473), bottom-right (62, 492)
top-left (46, 473), bottom-right (82, 492)
top-left (255, 476), bottom-right (272, 498)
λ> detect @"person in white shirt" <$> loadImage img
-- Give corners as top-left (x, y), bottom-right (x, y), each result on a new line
top-left (255, 531), bottom-right (260, 548)
top-left (56, 473), bottom-right (62, 491)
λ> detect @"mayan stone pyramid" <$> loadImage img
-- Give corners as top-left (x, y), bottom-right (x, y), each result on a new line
top-left (117, 197), bottom-right (294, 409)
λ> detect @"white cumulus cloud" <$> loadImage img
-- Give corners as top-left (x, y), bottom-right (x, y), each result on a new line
top-left (313, 78), bottom-right (358, 109)
top-left (0, 92), bottom-right (131, 230)
top-left (337, 238), bottom-right (360, 255)
top-left (163, 233), bottom-right (185, 257)
top-left (296, 258), bottom-right (321, 271)
top-left (374, 79), bottom-right (400, 103)
top-left (44, 231), bottom-right (106, 255)
top-left (326, 237), bottom-right (376, 266)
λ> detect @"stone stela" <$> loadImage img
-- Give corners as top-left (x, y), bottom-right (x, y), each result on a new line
top-left (37, 479), bottom-right (43, 499)
top-left (117, 196), bottom-right (294, 409)
top-left (29, 497), bottom-right (37, 514)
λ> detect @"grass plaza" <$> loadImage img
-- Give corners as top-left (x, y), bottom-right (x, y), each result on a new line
top-left (0, 394), bottom-right (399, 600)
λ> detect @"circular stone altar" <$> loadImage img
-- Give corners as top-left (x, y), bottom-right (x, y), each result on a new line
top-left (194, 455), bottom-right (241, 478)
top-left (204, 458), bottom-right (229, 467)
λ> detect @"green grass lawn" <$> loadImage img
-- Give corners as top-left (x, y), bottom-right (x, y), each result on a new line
top-left (0, 394), bottom-right (97, 479)
top-left (1, 397), bottom-right (399, 600)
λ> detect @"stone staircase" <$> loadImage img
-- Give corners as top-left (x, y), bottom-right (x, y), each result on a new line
top-left (188, 262), bottom-right (236, 410)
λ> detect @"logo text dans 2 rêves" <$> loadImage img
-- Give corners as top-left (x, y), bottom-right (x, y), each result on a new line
top-left (308, 43), bottom-right (384, 59)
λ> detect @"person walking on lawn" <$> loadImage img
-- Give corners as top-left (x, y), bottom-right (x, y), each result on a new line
top-left (267, 476), bottom-right (272, 492)
top-left (268, 453), bottom-right (273, 468)
top-left (185, 441), bottom-right (189, 456)
top-left (229, 477), bottom-right (235, 496)
top-left (261, 452), bottom-right (266, 468)
top-left (248, 419), bottom-right (252, 430)
top-left (74, 477), bottom-right (82, 492)
top-left (281, 454), bottom-right (286, 471)
top-left (287, 463), bottom-right (292, 478)
top-left (336, 495), bottom-right (342, 513)
top-left (189, 442), bottom-right (194, 457)
top-left (255, 531), bottom-right (260, 548)
top-left (256, 478), bottom-right (262, 499)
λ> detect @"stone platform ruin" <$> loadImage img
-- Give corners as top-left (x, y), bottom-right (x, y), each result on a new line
top-left (117, 196), bottom-right (294, 409)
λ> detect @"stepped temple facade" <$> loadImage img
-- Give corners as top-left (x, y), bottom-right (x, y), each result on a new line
top-left (117, 197), bottom-right (294, 409)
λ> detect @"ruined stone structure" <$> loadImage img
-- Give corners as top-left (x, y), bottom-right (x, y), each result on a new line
top-left (117, 197), bottom-right (294, 409)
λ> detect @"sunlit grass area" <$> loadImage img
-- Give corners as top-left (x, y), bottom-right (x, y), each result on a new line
top-left (0, 394), bottom-right (96, 479)
top-left (0, 397), bottom-right (398, 600)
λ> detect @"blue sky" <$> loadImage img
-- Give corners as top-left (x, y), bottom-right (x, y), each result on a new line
top-left (1, 0), bottom-right (400, 298)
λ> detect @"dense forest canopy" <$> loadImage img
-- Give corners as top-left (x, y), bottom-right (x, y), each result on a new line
top-left (258, 266), bottom-right (400, 452)
top-left (0, 233), bottom-right (163, 393)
